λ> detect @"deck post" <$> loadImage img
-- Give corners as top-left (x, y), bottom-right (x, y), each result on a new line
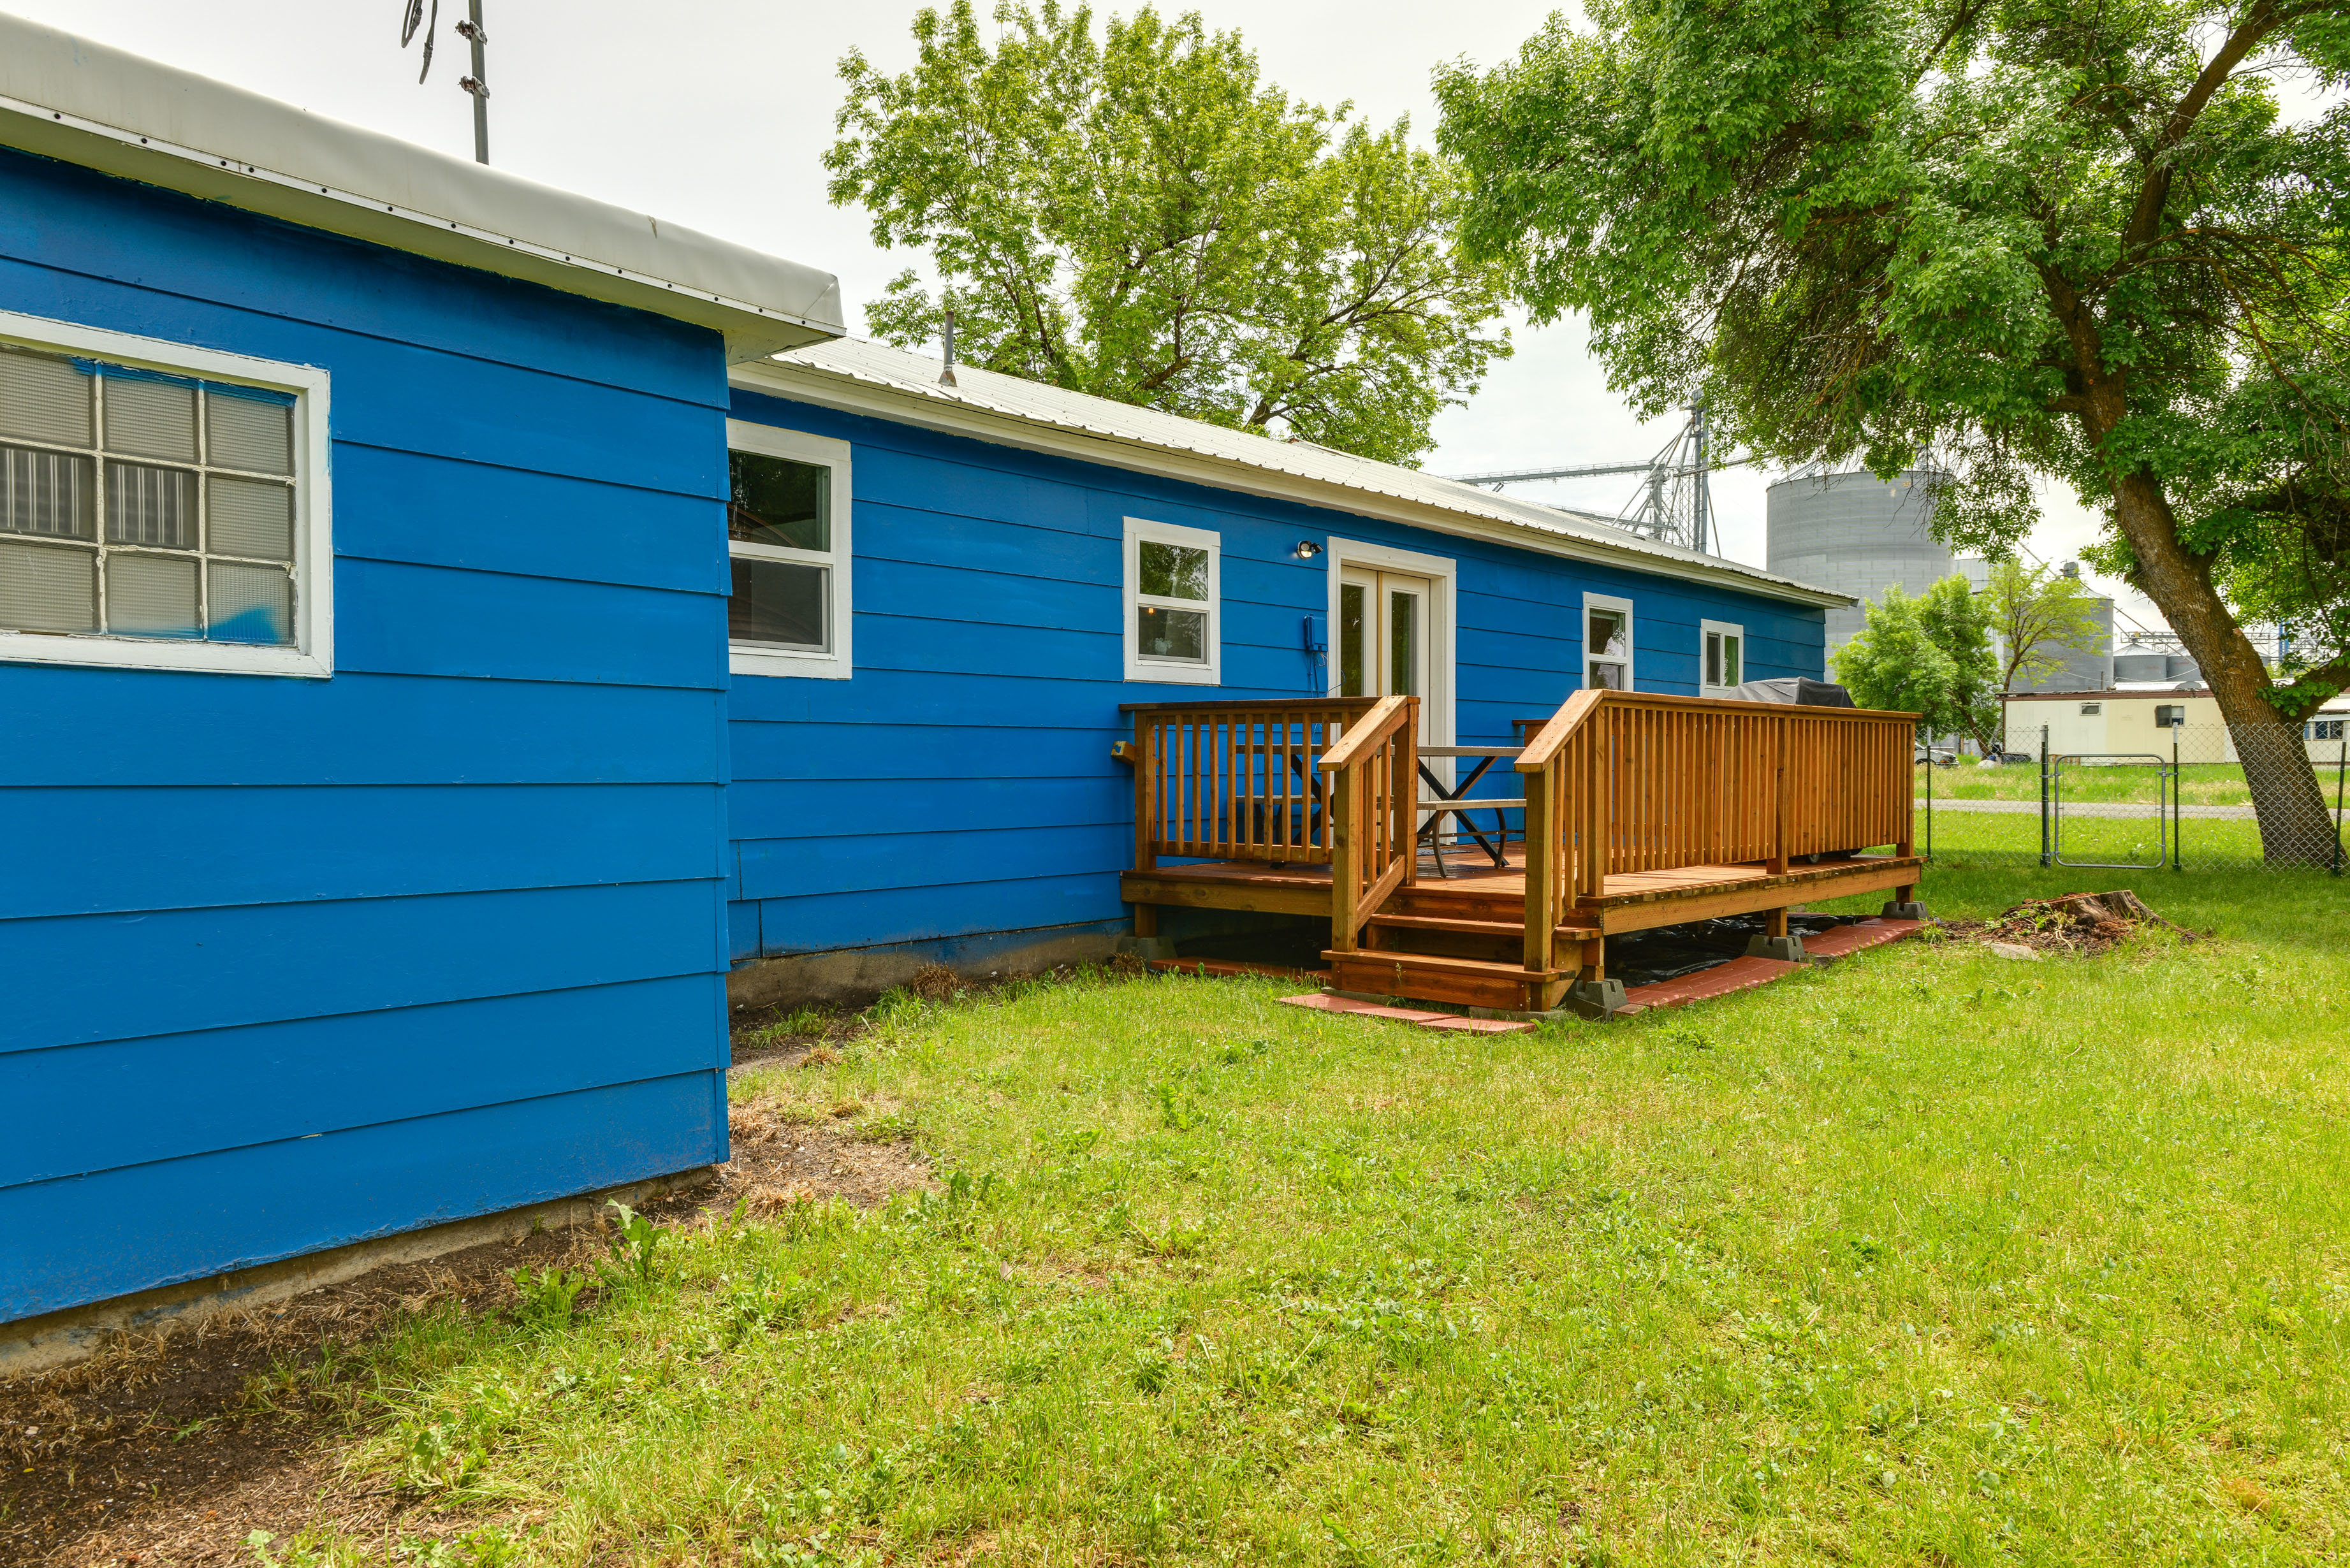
top-left (1521, 771), bottom-right (1552, 973)
top-left (1763, 906), bottom-right (1789, 940)
top-left (1577, 934), bottom-right (1605, 983)
top-left (1331, 761), bottom-right (1360, 953)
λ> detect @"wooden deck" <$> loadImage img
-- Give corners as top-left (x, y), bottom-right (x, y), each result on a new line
top-left (1119, 691), bottom-right (1923, 1013)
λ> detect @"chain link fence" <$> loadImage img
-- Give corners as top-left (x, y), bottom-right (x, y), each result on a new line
top-left (1918, 720), bottom-right (2349, 873)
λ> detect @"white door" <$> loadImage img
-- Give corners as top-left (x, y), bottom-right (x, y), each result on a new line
top-left (1338, 567), bottom-right (1434, 743)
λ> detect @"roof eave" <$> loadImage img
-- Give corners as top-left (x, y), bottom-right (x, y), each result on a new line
top-left (732, 359), bottom-right (1856, 609)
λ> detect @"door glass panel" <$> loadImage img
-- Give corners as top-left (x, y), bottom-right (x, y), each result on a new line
top-left (1389, 588), bottom-right (1419, 697)
top-left (1338, 581), bottom-right (1366, 695)
top-left (731, 556), bottom-right (828, 650)
top-left (1139, 540), bottom-right (1209, 601)
top-left (1135, 604), bottom-right (1206, 662)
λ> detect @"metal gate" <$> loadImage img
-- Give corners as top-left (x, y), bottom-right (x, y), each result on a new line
top-left (2048, 752), bottom-right (2175, 870)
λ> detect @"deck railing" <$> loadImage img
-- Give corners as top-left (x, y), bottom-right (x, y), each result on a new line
top-left (1122, 697), bottom-right (1383, 869)
top-left (1516, 692), bottom-right (1916, 974)
top-left (1319, 695), bottom-right (1419, 952)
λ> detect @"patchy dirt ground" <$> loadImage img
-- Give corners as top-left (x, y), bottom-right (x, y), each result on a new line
top-left (0, 1102), bottom-right (927, 1568)
top-left (1944, 888), bottom-right (2203, 957)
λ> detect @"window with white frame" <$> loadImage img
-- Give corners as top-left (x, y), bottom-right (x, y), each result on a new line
top-left (1700, 618), bottom-right (1744, 695)
top-left (2313, 717), bottom-right (2346, 741)
top-left (1583, 592), bottom-right (1632, 691)
top-left (0, 316), bottom-right (330, 678)
top-left (1123, 516), bottom-right (1219, 684)
top-left (726, 420), bottom-right (850, 679)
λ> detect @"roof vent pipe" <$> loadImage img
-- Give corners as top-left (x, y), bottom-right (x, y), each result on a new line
top-left (939, 307), bottom-right (958, 388)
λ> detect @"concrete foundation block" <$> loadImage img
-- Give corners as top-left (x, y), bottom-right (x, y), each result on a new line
top-left (1566, 977), bottom-right (1628, 1020)
top-left (1745, 934), bottom-right (1809, 962)
top-left (1115, 934), bottom-right (1178, 961)
top-left (1881, 901), bottom-right (1932, 921)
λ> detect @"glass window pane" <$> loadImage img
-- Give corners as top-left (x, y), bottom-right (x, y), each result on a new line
top-left (206, 393), bottom-right (293, 474)
top-left (728, 450), bottom-right (829, 552)
top-left (1139, 540), bottom-right (1208, 601)
top-left (0, 539), bottom-right (97, 632)
top-left (207, 561), bottom-right (295, 644)
top-left (731, 556), bottom-right (827, 650)
top-left (1589, 609), bottom-right (1626, 659)
top-left (208, 475), bottom-right (295, 560)
top-left (1, 444), bottom-right (95, 539)
top-left (107, 552), bottom-right (201, 638)
top-left (1136, 604), bottom-right (1206, 662)
top-left (1723, 635), bottom-right (1741, 686)
top-left (103, 377), bottom-right (198, 461)
top-left (106, 461), bottom-right (195, 548)
top-left (1590, 660), bottom-right (1625, 691)
top-left (1389, 589), bottom-right (1419, 697)
top-left (1339, 582), bottom-right (1366, 696)
top-left (1705, 632), bottom-right (1721, 687)
top-left (0, 349), bottom-right (94, 447)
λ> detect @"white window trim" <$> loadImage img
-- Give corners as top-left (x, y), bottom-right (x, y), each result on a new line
top-left (0, 309), bottom-right (332, 679)
top-left (1123, 516), bottom-right (1221, 685)
top-left (1700, 617), bottom-right (1744, 697)
top-left (1583, 591), bottom-right (1634, 692)
top-left (726, 419), bottom-right (851, 681)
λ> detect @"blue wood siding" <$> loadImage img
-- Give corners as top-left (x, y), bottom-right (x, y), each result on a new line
top-left (724, 388), bottom-right (1828, 963)
top-left (0, 149), bottom-right (733, 1323)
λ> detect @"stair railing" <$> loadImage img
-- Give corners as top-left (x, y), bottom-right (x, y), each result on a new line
top-left (1318, 693), bottom-right (1419, 950)
top-left (1515, 691), bottom-right (1918, 975)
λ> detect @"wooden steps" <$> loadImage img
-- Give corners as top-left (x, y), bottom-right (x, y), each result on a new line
top-left (1366, 911), bottom-right (1598, 940)
top-left (1324, 948), bottom-right (1566, 1012)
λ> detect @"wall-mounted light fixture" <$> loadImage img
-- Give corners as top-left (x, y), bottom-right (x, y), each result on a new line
top-left (1292, 539), bottom-right (1323, 560)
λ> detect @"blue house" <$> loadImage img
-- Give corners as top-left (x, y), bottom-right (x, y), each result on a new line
top-left (717, 340), bottom-right (1851, 1010)
top-left (0, 18), bottom-right (840, 1344)
top-left (1, 19), bottom-right (1871, 1346)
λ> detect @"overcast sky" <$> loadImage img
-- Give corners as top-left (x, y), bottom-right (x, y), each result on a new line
top-left (12, 0), bottom-right (2158, 628)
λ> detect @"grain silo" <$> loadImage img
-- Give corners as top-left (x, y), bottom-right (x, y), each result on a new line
top-left (1766, 468), bottom-right (1954, 654)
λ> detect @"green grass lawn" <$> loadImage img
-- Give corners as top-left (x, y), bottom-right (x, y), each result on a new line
top-left (254, 868), bottom-right (2350, 1566)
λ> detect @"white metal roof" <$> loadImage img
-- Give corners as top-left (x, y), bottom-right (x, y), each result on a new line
top-left (740, 338), bottom-right (1853, 608)
top-left (0, 15), bottom-right (842, 361)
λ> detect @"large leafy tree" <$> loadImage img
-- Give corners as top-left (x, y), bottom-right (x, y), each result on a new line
top-left (1436, 0), bottom-right (2350, 861)
top-left (828, 1), bottom-right (1511, 465)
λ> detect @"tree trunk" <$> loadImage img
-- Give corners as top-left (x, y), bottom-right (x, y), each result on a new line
top-left (2110, 472), bottom-right (2339, 866)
